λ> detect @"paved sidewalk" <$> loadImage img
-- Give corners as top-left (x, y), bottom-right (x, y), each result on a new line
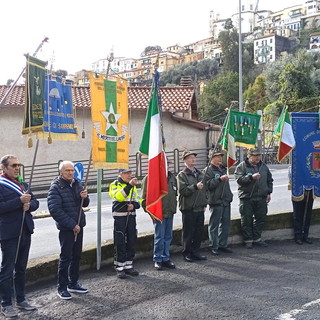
top-left (10, 239), bottom-right (320, 320)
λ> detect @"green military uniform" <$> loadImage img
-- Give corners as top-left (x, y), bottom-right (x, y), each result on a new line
top-left (235, 157), bottom-right (273, 245)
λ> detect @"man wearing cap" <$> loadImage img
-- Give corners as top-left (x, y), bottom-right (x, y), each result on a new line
top-left (204, 149), bottom-right (233, 256)
top-left (177, 150), bottom-right (207, 262)
top-left (109, 169), bottom-right (141, 279)
top-left (235, 149), bottom-right (273, 249)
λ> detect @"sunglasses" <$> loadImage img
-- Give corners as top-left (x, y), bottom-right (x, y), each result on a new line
top-left (8, 163), bottom-right (23, 168)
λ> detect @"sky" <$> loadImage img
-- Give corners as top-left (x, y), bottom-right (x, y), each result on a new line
top-left (0, 0), bottom-right (302, 84)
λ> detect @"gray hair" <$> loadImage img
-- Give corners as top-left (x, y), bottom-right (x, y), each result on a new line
top-left (0, 154), bottom-right (17, 169)
top-left (59, 160), bottom-right (74, 172)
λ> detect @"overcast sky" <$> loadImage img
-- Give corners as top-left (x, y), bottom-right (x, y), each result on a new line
top-left (0, 0), bottom-right (302, 84)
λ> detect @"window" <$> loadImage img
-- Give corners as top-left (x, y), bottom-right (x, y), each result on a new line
top-left (242, 5), bottom-right (245, 11)
top-left (270, 38), bottom-right (273, 43)
top-left (250, 4), bottom-right (253, 10)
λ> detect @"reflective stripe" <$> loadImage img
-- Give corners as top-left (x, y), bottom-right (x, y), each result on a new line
top-left (114, 261), bottom-right (126, 267)
top-left (112, 212), bottom-right (136, 217)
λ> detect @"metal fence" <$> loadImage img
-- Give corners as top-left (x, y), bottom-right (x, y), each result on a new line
top-left (21, 147), bottom-right (280, 198)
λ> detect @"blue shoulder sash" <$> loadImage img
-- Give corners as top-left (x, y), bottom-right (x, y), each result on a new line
top-left (0, 177), bottom-right (24, 196)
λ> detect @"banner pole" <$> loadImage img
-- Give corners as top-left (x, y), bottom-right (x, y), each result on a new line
top-left (0, 37), bottom-right (49, 108)
top-left (74, 150), bottom-right (92, 242)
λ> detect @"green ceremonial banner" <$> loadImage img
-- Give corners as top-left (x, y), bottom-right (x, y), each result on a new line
top-left (227, 110), bottom-right (261, 148)
top-left (22, 55), bottom-right (47, 135)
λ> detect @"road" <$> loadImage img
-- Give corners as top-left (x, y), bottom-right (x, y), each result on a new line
top-left (29, 166), bottom-right (319, 260)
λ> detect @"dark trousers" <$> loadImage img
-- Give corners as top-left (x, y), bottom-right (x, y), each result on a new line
top-left (239, 199), bottom-right (267, 243)
top-left (181, 210), bottom-right (205, 256)
top-left (292, 190), bottom-right (314, 240)
top-left (58, 229), bottom-right (83, 291)
top-left (113, 215), bottom-right (137, 270)
top-left (0, 231), bottom-right (31, 307)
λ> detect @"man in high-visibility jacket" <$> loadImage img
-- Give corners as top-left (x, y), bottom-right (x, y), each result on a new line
top-left (109, 169), bottom-right (141, 279)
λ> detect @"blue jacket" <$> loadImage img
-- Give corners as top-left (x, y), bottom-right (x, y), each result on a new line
top-left (0, 179), bottom-right (39, 241)
top-left (47, 176), bottom-right (90, 231)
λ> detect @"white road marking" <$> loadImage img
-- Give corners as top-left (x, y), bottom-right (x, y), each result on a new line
top-left (276, 298), bottom-right (320, 319)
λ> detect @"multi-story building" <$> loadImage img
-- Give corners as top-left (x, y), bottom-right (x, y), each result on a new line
top-left (254, 34), bottom-right (297, 64)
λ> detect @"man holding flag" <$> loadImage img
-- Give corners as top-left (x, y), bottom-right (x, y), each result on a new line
top-left (0, 155), bottom-right (38, 317)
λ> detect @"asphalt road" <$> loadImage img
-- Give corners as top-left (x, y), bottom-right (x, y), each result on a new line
top-left (30, 166), bottom-right (319, 260)
top-left (19, 239), bottom-right (320, 320)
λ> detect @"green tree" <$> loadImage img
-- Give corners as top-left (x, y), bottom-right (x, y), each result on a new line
top-left (199, 72), bottom-right (239, 124)
top-left (55, 69), bottom-right (68, 78)
top-left (218, 28), bottom-right (239, 73)
top-left (6, 79), bottom-right (14, 86)
top-left (159, 59), bottom-right (219, 86)
top-left (243, 74), bottom-right (270, 112)
top-left (264, 49), bottom-right (320, 112)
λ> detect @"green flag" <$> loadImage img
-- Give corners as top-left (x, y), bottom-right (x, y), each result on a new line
top-left (22, 55), bottom-right (47, 135)
top-left (273, 106), bottom-right (286, 138)
top-left (226, 110), bottom-right (261, 148)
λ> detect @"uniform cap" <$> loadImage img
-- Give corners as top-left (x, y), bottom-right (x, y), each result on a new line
top-left (118, 168), bottom-right (132, 173)
top-left (181, 150), bottom-right (197, 160)
top-left (247, 148), bottom-right (262, 156)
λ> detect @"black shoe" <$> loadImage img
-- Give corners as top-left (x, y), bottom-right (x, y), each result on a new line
top-left (154, 262), bottom-right (163, 270)
top-left (303, 238), bottom-right (312, 244)
top-left (117, 270), bottom-right (127, 279)
top-left (192, 254), bottom-right (207, 261)
top-left (219, 247), bottom-right (232, 253)
top-left (124, 268), bottom-right (139, 276)
top-left (245, 243), bottom-right (253, 249)
top-left (183, 254), bottom-right (193, 262)
top-left (254, 240), bottom-right (268, 247)
top-left (162, 260), bottom-right (176, 269)
top-left (295, 239), bottom-right (303, 245)
top-left (210, 249), bottom-right (220, 256)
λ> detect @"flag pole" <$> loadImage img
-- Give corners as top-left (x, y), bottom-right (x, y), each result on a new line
top-left (0, 37), bottom-right (49, 108)
top-left (95, 49), bottom-right (114, 270)
top-left (74, 150), bottom-right (92, 242)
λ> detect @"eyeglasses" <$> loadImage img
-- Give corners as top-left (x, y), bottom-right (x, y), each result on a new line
top-left (8, 163), bottom-right (23, 168)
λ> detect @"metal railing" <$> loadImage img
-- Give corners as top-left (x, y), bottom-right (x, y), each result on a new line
top-left (21, 147), bottom-right (280, 198)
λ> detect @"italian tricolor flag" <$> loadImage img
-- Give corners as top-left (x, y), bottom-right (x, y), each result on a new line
top-left (274, 106), bottom-right (296, 161)
top-left (221, 114), bottom-right (237, 169)
top-left (139, 79), bottom-right (168, 221)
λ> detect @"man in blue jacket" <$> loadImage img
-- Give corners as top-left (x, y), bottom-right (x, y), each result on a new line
top-left (48, 161), bottom-right (90, 300)
top-left (0, 154), bottom-right (39, 318)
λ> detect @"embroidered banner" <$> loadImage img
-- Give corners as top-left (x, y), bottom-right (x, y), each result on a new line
top-left (37, 75), bottom-right (78, 140)
top-left (224, 110), bottom-right (261, 148)
top-left (22, 55), bottom-right (47, 134)
top-left (89, 73), bottom-right (129, 169)
top-left (291, 112), bottom-right (320, 199)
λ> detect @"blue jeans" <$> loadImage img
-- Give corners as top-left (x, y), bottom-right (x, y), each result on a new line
top-left (58, 229), bottom-right (83, 291)
top-left (0, 231), bottom-right (31, 307)
top-left (153, 217), bottom-right (173, 262)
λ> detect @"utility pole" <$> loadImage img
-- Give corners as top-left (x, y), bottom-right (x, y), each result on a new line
top-left (238, 0), bottom-right (244, 161)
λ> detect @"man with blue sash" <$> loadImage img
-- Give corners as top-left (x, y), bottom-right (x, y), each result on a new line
top-left (0, 154), bottom-right (39, 318)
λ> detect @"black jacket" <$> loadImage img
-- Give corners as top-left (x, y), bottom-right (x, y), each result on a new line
top-left (0, 179), bottom-right (38, 240)
top-left (47, 176), bottom-right (90, 231)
